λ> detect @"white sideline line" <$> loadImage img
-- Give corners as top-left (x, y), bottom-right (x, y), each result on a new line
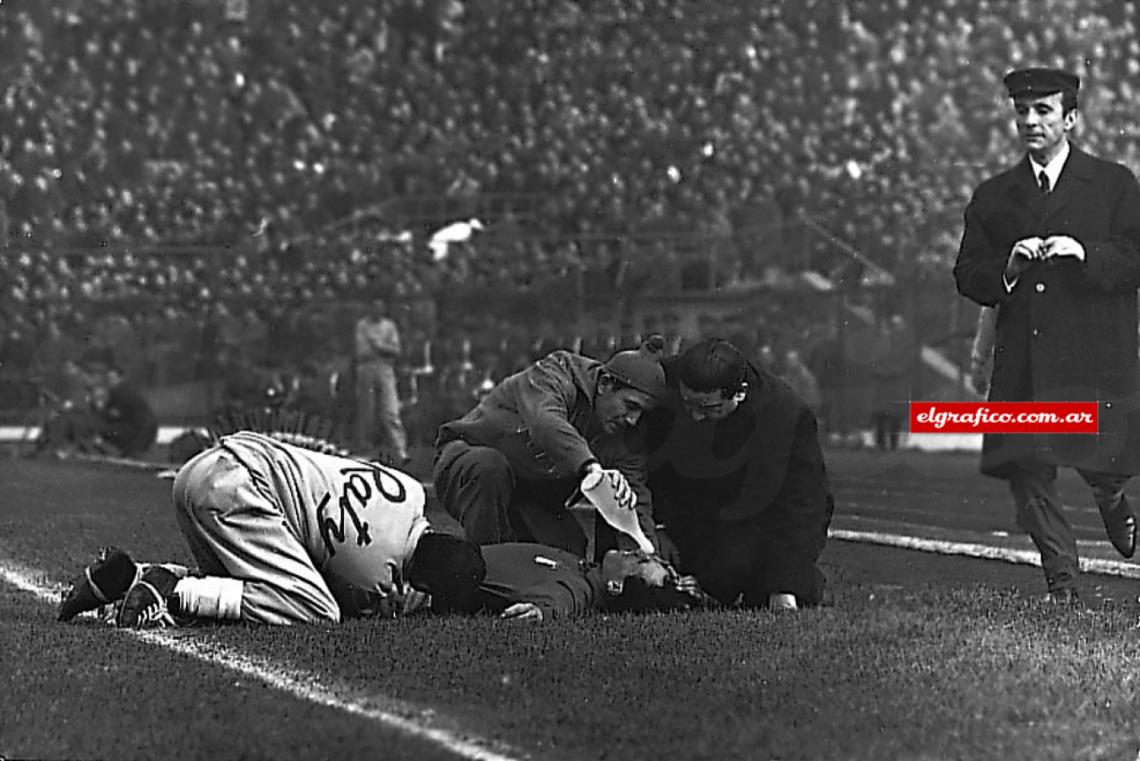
top-left (0, 425), bottom-right (191, 445)
top-left (0, 561), bottom-right (525, 761)
top-left (831, 528), bottom-right (1140, 579)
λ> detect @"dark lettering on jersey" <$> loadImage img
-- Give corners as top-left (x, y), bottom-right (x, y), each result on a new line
top-left (317, 480), bottom-right (373, 555)
top-left (316, 492), bottom-right (343, 557)
top-left (339, 471), bottom-right (374, 547)
top-left (318, 463), bottom-right (408, 556)
top-left (339, 463), bottom-right (407, 504)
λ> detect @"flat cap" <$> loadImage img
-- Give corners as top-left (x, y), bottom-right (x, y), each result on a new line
top-left (1004, 67), bottom-right (1080, 98)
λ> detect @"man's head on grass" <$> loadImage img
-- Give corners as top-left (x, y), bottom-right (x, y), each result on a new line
top-left (601, 550), bottom-right (715, 612)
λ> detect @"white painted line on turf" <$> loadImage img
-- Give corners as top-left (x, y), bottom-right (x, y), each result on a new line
top-left (0, 560), bottom-right (526, 761)
top-left (831, 528), bottom-right (1140, 579)
top-left (0, 425), bottom-right (191, 445)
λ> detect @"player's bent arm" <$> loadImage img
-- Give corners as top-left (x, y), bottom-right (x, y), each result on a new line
top-left (515, 364), bottom-right (597, 474)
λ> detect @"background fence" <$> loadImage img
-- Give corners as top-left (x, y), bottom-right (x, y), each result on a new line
top-left (0, 235), bottom-right (982, 449)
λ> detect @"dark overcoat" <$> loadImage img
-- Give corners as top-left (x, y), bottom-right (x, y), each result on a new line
top-left (953, 146), bottom-right (1140, 477)
top-left (644, 362), bottom-right (834, 603)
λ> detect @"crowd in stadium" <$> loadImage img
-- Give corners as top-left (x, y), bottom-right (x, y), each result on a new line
top-left (3, 0), bottom-right (1139, 437)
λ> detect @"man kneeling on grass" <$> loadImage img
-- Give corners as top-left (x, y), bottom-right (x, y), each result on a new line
top-left (59, 430), bottom-right (486, 627)
top-left (645, 337), bottom-right (835, 611)
top-left (58, 431), bottom-right (716, 626)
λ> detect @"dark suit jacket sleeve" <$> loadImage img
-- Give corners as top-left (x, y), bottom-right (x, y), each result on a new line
top-left (519, 574), bottom-right (601, 619)
top-left (747, 406), bottom-right (834, 600)
top-left (955, 188), bottom-right (1016, 308)
top-left (513, 356), bottom-right (598, 474)
top-left (1082, 163), bottom-right (1140, 292)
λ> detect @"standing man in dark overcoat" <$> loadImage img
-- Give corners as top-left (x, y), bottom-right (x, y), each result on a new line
top-left (954, 67), bottom-right (1140, 601)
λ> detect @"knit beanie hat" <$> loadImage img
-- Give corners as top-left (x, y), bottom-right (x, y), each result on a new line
top-left (602, 335), bottom-right (667, 401)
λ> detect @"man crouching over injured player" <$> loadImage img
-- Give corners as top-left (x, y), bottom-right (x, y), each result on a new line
top-left (58, 430), bottom-right (486, 627)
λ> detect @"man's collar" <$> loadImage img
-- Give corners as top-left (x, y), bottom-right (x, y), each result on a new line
top-left (1028, 139), bottom-right (1071, 187)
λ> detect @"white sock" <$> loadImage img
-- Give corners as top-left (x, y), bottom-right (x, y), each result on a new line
top-left (174, 576), bottom-right (244, 620)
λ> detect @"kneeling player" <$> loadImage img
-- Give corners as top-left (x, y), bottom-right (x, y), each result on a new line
top-left (59, 430), bottom-right (485, 627)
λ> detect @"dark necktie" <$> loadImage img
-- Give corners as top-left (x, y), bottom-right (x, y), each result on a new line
top-left (1038, 170), bottom-right (1051, 195)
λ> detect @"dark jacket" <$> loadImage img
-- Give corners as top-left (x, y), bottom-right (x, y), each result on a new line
top-left (100, 382), bottom-right (158, 457)
top-left (438, 350), bottom-right (655, 533)
top-left (476, 544), bottom-right (602, 619)
top-left (645, 361), bottom-right (834, 602)
top-left (468, 543), bottom-right (714, 618)
top-left (954, 145), bottom-right (1140, 477)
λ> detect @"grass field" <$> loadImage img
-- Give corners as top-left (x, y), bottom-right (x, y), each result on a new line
top-left (3, 450), bottom-right (1140, 761)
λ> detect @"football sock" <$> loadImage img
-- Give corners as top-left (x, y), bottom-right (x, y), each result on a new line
top-left (174, 576), bottom-right (243, 620)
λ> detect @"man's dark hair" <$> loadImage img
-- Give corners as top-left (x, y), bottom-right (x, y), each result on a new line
top-left (407, 533), bottom-right (486, 610)
top-left (674, 337), bottom-right (747, 395)
top-left (1061, 88), bottom-right (1079, 114)
top-left (1018, 90), bottom-right (1079, 115)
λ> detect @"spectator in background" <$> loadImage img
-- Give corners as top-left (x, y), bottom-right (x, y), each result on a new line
top-left (354, 296), bottom-right (410, 465)
top-left (34, 360), bottom-right (103, 457)
top-left (954, 67), bottom-right (1140, 602)
top-left (94, 364), bottom-right (158, 458)
top-left (870, 313), bottom-right (912, 452)
top-left (89, 310), bottom-right (141, 382)
top-left (239, 306), bottom-right (269, 366)
top-left (968, 306), bottom-right (998, 396)
top-left (29, 317), bottom-right (81, 400)
top-left (779, 347), bottom-right (822, 415)
top-left (290, 356), bottom-right (346, 432)
top-left (645, 337), bottom-right (834, 610)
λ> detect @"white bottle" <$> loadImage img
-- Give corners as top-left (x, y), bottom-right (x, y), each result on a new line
top-left (579, 470), bottom-right (655, 554)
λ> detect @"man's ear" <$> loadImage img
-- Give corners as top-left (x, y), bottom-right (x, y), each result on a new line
top-left (597, 373), bottom-right (615, 394)
top-left (732, 382), bottom-right (748, 404)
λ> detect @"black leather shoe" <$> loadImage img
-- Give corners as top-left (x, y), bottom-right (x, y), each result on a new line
top-left (1102, 496), bottom-right (1137, 558)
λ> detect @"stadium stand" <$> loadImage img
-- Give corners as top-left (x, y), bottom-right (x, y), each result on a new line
top-left (3, 0), bottom-right (1139, 446)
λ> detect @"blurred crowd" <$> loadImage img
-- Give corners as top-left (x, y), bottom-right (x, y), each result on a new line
top-left (4, 0), bottom-right (1139, 441)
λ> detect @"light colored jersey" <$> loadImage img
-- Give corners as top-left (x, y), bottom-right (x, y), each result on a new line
top-left (217, 431), bottom-right (428, 597)
top-left (355, 316), bottom-right (401, 361)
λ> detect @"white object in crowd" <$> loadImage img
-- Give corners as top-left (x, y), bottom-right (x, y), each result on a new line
top-left (428, 218), bottom-right (484, 261)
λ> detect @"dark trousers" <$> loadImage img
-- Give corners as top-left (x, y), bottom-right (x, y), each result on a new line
top-left (873, 413), bottom-right (902, 451)
top-left (433, 440), bottom-right (615, 559)
top-left (1006, 460), bottom-right (1130, 592)
top-left (661, 512), bottom-right (823, 607)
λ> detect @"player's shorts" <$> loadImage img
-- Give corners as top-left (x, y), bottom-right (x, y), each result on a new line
top-left (172, 447), bottom-right (342, 624)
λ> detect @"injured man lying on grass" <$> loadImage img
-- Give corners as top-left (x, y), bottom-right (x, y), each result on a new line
top-left (57, 430), bottom-right (715, 627)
